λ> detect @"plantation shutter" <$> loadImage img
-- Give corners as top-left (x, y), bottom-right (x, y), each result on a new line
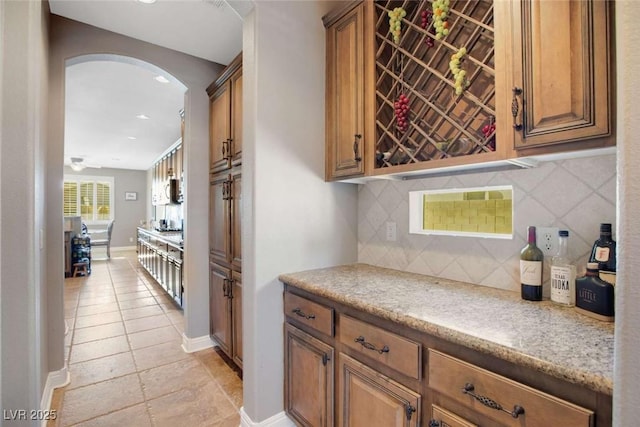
top-left (96, 182), bottom-right (111, 221)
top-left (63, 181), bottom-right (78, 216)
top-left (80, 182), bottom-right (94, 221)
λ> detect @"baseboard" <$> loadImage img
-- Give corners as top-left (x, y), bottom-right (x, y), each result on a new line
top-left (41, 365), bottom-right (70, 426)
top-left (181, 333), bottom-right (215, 353)
top-left (240, 408), bottom-right (296, 427)
top-left (111, 246), bottom-right (136, 252)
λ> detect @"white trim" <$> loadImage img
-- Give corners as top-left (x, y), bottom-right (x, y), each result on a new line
top-left (110, 246), bottom-right (136, 252)
top-left (240, 408), bottom-right (295, 427)
top-left (40, 366), bottom-right (70, 426)
top-left (181, 333), bottom-right (215, 353)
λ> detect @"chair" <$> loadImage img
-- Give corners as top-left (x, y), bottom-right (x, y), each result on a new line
top-left (90, 220), bottom-right (114, 258)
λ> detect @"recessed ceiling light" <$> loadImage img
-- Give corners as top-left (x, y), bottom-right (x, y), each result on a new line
top-left (127, 136), bottom-right (137, 140)
top-left (136, 114), bottom-right (150, 120)
top-left (137, 0), bottom-right (157, 4)
top-left (154, 75), bottom-right (170, 84)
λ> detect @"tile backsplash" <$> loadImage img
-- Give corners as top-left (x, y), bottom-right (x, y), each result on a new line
top-left (357, 154), bottom-right (617, 295)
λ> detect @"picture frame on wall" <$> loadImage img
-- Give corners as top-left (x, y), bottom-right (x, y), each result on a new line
top-left (125, 191), bottom-right (137, 201)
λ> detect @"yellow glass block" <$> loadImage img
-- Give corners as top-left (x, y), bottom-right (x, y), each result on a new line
top-left (470, 200), bottom-right (485, 208)
top-left (505, 200), bottom-right (513, 210)
top-left (469, 216), bottom-right (486, 225)
top-left (478, 207), bottom-right (496, 217)
top-left (454, 201), bottom-right (469, 209)
top-left (495, 216), bottom-right (505, 225)
top-left (455, 216), bottom-right (469, 225)
top-left (424, 223), bottom-right (435, 230)
top-left (447, 224), bottom-right (462, 231)
top-left (496, 223), bottom-right (512, 234)
top-left (449, 208), bottom-right (462, 217)
top-left (442, 201), bottom-right (454, 209)
top-left (495, 200), bottom-right (504, 208)
top-left (478, 223), bottom-right (496, 233)
top-left (445, 216), bottom-right (455, 224)
top-left (462, 224), bottom-right (478, 232)
top-left (484, 200), bottom-right (496, 208)
top-left (433, 223), bottom-right (447, 230)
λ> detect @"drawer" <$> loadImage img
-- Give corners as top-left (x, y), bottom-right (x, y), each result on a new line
top-left (428, 349), bottom-right (593, 427)
top-left (339, 314), bottom-right (421, 380)
top-left (284, 292), bottom-right (334, 337)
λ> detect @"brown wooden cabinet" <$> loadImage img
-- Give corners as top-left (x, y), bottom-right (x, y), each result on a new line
top-left (208, 54), bottom-right (242, 368)
top-left (285, 323), bottom-right (334, 427)
top-left (324, 2), bottom-right (372, 181)
top-left (208, 54), bottom-right (242, 173)
top-left (338, 353), bottom-right (420, 427)
top-left (511, 0), bottom-right (613, 152)
top-left (429, 405), bottom-right (477, 427)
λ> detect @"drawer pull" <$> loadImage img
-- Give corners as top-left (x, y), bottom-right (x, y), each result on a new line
top-left (354, 336), bottom-right (389, 354)
top-left (463, 383), bottom-right (525, 419)
top-left (292, 308), bottom-right (315, 320)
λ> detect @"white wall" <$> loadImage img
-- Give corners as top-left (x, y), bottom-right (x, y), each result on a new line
top-left (613, 1), bottom-right (640, 424)
top-left (242, 1), bottom-right (358, 422)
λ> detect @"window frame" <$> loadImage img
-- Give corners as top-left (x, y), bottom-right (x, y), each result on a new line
top-left (63, 175), bottom-right (115, 225)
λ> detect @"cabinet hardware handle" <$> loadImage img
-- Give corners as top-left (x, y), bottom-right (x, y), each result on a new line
top-left (428, 420), bottom-right (441, 427)
top-left (405, 404), bottom-right (416, 421)
top-left (222, 279), bottom-right (229, 297)
top-left (354, 336), bottom-right (389, 354)
top-left (462, 383), bottom-right (525, 419)
top-left (322, 353), bottom-right (329, 366)
top-left (353, 134), bottom-right (362, 162)
top-left (222, 139), bottom-right (230, 160)
top-left (512, 87), bottom-right (523, 131)
top-left (292, 308), bottom-right (315, 320)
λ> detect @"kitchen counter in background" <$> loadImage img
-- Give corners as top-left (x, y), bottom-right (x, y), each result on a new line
top-left (137, 227), bottom-right (183, 306)
top-left (137, 227), bottom-right (183, 249)
top-left (279, 263), bottom-right (614, 395)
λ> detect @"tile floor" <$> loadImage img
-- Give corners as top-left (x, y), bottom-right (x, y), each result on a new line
top-left (49, 250), bottom-right (242, 427)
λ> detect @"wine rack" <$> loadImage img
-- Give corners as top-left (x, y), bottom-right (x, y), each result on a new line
top-left (374, 0), bottom-right (497, 170)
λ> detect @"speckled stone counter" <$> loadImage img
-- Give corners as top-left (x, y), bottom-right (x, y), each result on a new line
top-left (279, 263), bottom-right (614, 395)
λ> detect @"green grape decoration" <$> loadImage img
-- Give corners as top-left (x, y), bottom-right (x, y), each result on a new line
top-left (432, 0), bottom-right (451, 40)
top-left (388, 7), bottom-right (406, 44)
top-left (394, 94), bottom-right (410, 134)
top-left (449, 47), bottom-right (469, 96)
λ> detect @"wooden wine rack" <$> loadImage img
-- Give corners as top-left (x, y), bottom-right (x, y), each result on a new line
top-left (374, 0), bottom-right (497, 170)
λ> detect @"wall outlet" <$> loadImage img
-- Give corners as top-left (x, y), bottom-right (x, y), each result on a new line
top-left (386, 222), bottom-right (397, 242)
top-left (129, 237), bottom-right (134, 243)
top-left (536, 227), bottom-right (559, 256)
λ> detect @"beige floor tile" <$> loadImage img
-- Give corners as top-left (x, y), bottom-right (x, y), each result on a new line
top-left (74, 311), bottom-right (121, 329)
top-left (159, 301), bottom-right (182, 313)
top-left (113, 280), bottom-right (148, 289)
top-left (79, 287), bottom-right (115, 297)
top-left (75, 302), bottom-right (120, 317)
top-left (128, 325), bottom-right (181, 350)
top-left (72, 403), bottom-right (152, 427)
top-left (67, 351), bottom-right (136, 389)
top-left (120, 305), bottom-right (165, 320)
top-left (59, 374), bottom-right (144, 426)
top-left (72, 321), bottom-right (125, 344)
top-left (132, 340), bottom-right (191, 371)
top-left (69, 335), bottom-right (130, 364)
top-left (77, 295), bottom-right (118, 306)
top-left (211, 413), bottom-right (241, 427)
top-left (114, 284), bottom-right (149, 294)
top-left (146, 381), bottom-right (237, 427)
top-left (139, 358), bottom-right (211, 400)
top-left (117, 290), bottom-right (152, 301)
top-left (124, 313), bottom-right (171, 334)
top-left (118, 296), bottom-right (158, 310)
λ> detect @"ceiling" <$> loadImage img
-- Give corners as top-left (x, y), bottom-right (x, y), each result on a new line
top-left (49, 0), bottom-right (244, 171)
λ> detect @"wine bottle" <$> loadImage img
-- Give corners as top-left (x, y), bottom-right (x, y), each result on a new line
top-left (550, 230), bottom-right (576, 306)
top-left (520, 226), bottom-right (543, 301)
top-left (589, 223), bottom-right (616, 272)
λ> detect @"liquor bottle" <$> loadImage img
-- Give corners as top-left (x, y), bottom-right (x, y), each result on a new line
top-left (589, 223), bottom-right (616, 272)
top-left (550, 230), bottom-right (576, 306)
top-left (575, 262), bottom-right (614, 322)
top-left (520, 226), bottom-right (543, 301)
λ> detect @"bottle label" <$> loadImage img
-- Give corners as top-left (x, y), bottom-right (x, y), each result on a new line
top-left (520, 260), bottom-right (542, 286)
top-left (594, 246), bottom-right (610, 262)
top-left (550, 265), bottom-right (575, 305)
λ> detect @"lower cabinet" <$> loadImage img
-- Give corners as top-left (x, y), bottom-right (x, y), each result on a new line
top-left (209, 260), bottom-right (242, 368)
top-left (285, 323), bottom-right (334, 427)
top-left (137, 229), bottom-right (183, 307)
top-left (429, 405), bottom-right (477, 427)
top-left (338, 353), bottom-right (420, 427)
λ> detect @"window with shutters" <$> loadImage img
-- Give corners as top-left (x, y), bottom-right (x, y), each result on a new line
top-left (63, 175), bottom-right (114, 223)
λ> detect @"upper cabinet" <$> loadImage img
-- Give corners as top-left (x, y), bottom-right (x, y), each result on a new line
top-left (510, 0), bottom-right (614, 152)
top-left (323, 0), bottom-right (614, 182)
top-left (208, 54), bottom-right (242, 173)
top-left (324, 2), bottom-right (372, 181)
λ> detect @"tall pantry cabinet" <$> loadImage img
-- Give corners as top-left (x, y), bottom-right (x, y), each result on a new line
top-left (207, 53), bottom-right (243, 369)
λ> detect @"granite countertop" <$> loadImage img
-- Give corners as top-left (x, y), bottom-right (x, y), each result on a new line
top-left (137, 227), bottom-right (183, 250)
top-left (279, 263), bottom-right (614, 395)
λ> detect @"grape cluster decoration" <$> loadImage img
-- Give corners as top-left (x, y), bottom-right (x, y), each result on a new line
top-left (432, 0), bottom-right (451, 40)
top-left (420, 10), bottom-right (435, 47)
top-left (394, 94), bottom-right (410, 134)
top-left (388, 7), bottom-right (406, 44)
top-left (482, 117), bottom-right (496, 151)
top-left (449, 47), bottom-right (468, 96)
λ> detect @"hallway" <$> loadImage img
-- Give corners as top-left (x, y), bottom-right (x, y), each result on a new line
top-left (49, 250), bottom-right (242, 426)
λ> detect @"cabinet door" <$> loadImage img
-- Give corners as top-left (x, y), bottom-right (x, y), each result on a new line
top-left (338, 353), bottom-right (420, 427)
top-left (512, 0), bottom-right (612, 149)
top-left (210, 82), bottom-right (231, 172)
top-left (430, 405), bottom-right (477, 427)
top-left (231, 270), bottom-right (242, 369)
top-left (209, 173), bottom-right (230, 266)
top-left (285, 323), bottom-right (334, 427)
top-left (325, 3), bottom-right (365, 180)
top-left (209, 261), bottom-right (232, 355)
top-left (230, 168), bottom-right (242, 270)
top-left (231, 69), bottom-right (242, 167)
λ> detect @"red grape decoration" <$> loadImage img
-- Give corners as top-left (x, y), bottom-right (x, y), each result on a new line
top-left (482, 118), bottom-right (496, 151)
top-left (394, 94), bottom-right (410, 134)
top-left (420, 10), bottom-right (434, 47)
